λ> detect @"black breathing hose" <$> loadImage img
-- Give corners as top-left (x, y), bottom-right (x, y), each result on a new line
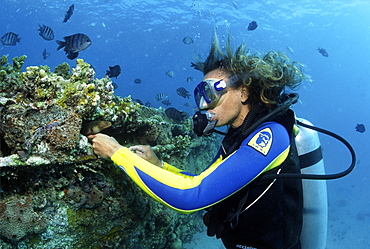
top-left (215, 92), bottom-right (356, 180)
top-left (262, 120), bottom-right (357, 180)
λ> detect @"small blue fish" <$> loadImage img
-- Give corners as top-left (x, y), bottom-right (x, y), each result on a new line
top-left (42, 48), bottom-right (50, 59)
top-left (182, 36), bottom-right (194, 44)
top-left (63, 4), bottom-right (74, 23)
top-left (106, 65), bottom-right (121, 78)
top-left (186, 77), bottom-right (194, 83)
top-left (318, 47), bottom-right (329, 57)
top-left (165, 71), bottom-right (175, 78)
top-left (355, 124), bottom-right (365, 133)
top-left (247, 21), bottom-right (258, 31)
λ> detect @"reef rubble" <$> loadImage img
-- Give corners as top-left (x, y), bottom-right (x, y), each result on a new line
top-left (0, 55), bottom-right (219, 248)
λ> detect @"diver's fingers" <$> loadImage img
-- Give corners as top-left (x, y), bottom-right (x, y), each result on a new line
top-left (87, 134), bottom-right (96, 142)
top-left (129, 145), bottom-right (150, 154)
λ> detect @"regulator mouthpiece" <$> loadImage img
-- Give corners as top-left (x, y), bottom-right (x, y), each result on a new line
top-left (192, 111), bottom-right (217, 136)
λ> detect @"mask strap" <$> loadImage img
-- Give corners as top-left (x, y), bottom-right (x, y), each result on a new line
top-left (228, 74), bottom-right (240, 86)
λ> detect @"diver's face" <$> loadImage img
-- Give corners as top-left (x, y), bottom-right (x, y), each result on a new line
top-left (203, 69), bottom-right (250, 128)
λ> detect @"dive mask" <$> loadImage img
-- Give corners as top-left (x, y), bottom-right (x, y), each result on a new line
top-left (194, 75), bottom-right (240, 110)
top-left (194, 78), bottom-right (228, 110)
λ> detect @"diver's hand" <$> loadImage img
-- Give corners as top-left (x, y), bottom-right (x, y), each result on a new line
top-left (129, 145), bottom-right (162, 167)
top-left (88, 133), bottom-right (123, 160)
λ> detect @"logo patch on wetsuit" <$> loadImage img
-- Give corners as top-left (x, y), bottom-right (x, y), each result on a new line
top-left (247, 127), bottom-right (273, 156)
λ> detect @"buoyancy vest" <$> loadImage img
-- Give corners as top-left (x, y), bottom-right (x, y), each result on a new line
top-left (204, 109), bottom-right (303, 249)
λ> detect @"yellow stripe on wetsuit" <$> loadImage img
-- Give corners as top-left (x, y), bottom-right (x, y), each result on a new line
top-left (111, 121), bottom-right (290, 213)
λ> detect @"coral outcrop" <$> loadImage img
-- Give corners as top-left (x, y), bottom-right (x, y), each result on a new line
top-left (0, 196), bottom-right (47, 242)
top-left (0, 55), bottom-right (219, 248)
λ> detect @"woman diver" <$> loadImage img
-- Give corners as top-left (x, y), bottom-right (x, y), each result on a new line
top-left (89, 33), bottom-right (307, 249)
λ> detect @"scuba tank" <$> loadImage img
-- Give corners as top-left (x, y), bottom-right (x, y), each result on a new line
top-left (295, 118), bottom-right (327, 249)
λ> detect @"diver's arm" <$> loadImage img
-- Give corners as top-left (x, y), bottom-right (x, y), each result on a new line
top-left (112, 121), bottom-right (290, 214)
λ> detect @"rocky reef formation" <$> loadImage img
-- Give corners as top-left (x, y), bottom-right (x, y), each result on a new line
top-left (0, 55), bottom-right (220, 248)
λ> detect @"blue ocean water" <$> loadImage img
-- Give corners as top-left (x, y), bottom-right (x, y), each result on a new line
top-left (1, 0), bottom-right (369, 248)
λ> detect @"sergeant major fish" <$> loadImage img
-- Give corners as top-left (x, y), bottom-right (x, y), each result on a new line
top-left (63, 4), bottom-right (74, 23)
top-left (1, 32), bottom-right (20, 46)
top-left (56, 33), bottom-right (92, 53)
top-left (38, 24), bottom-right (54, 41)
top-left (176, 87), bottom-right (191, 99)
top-left (161, 100), bottom-right (171, 106)
top-left (155, 93), bottom-right (168, 101)
top-left (165, 107), bottom-right (189, 123)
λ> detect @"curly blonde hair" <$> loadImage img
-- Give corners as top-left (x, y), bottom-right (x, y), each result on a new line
top-left (194, 33), bottom-right (305, 109)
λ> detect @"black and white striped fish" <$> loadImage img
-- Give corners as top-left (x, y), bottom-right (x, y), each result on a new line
top-left (56, 33), bottom-right (92, 53)
top-left (161, 100), bottom-right (171, 106)
top-left (165, 107), bottom-right (189, 123)
top-left (155, 93), bottom-right (168, 101)
top-left (38, 24), bottom-right (54, 41)
top-left (1, 32), bottom-right (20, 46)
top-left (176, 87), bottom-right (191, 99)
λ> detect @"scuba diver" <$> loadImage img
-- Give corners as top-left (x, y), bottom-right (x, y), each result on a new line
top-left (89, 34), bottom-right (354, 249)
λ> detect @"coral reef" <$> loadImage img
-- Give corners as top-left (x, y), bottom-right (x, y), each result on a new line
top-left (0, 55), bottom-right (220, 248)
top-left (0, 57), bottom-right (137, 162)
top-left (0, 154), bottom-right (209, 248)
top-left (0, 196), bottom-right (47, 242)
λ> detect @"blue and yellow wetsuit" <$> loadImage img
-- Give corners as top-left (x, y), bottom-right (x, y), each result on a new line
top-left (111, 121), bottom-right (290, 214)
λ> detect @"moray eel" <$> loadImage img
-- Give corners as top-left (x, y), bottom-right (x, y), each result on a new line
top-left (81, 120), bottom-right (112, 136)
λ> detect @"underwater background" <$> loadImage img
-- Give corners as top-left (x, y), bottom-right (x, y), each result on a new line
top-left (1, 0), bottom-right (369, 248)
